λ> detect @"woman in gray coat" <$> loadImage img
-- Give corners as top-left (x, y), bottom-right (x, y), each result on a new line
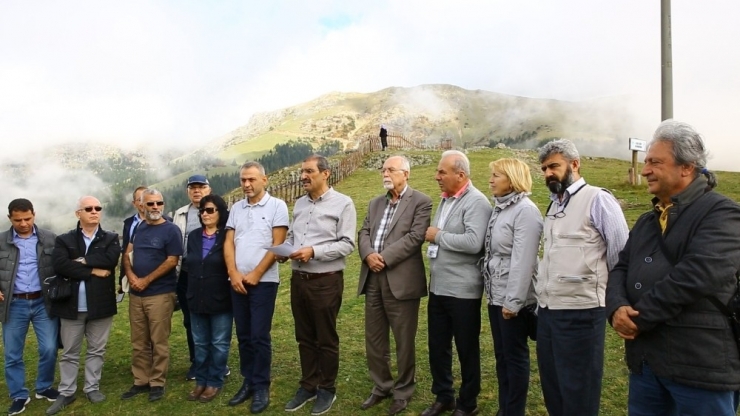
top-left (482, 158), bottom-right (543, 416)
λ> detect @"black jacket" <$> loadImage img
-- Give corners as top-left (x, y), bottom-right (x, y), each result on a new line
top-left (51, 223), bottom-right (121, 320)
top-left (606, 177), bottom-right (740, 391)
top-left (184, 227), bottom-right (231, 315)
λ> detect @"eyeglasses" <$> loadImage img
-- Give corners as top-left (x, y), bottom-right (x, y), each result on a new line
top-left (545, 211), bottom-right (566, 219)
top-left (199, 207), bottom-right (217, 215)
top-left (380, 168), bottom-right (407, 174)
top-left (145, 201), bottom-right (165, 207)
top-left (79, 206), bottom-right (103, 213)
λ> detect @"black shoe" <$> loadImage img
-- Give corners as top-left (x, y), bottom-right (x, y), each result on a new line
top-left (120, 384), bottom-right (150, 400)
top-left (185, 366), bottom-right (196, 381)
top-left (35, 388), bottom-right (60, 402)
top-left (8, 398), bottom-right (30, 416)
top-left (250, 389), bottom-right (270, 414)
top-left (228, 380), bottom-right (253, 406)
top-left (148, 386), bottom-right (165, 402)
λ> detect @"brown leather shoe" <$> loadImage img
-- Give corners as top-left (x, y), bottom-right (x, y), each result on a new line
top-left (360, 393), bottom-right (388, 410)
top-left (187, 385), bottom-right (206, 401)
top-left (420, 401), bottom-right (455, 416)
top-left (198, 386), bottom-right (221, 403)
top-left (451, 408), bottom-right (479, 416)
top-left (388, 399), bottom-right (408, 415)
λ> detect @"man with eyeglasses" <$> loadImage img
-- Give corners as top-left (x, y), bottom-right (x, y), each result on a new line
top-left (0, 198), bottom-right (59, 415)
top-left (172, 174), bottom-right (213, 381)
top-left (46, 196), bottom-right (121, 414)
top-left (535, 139), bottom-right (628, 416)
top-left (282, 154), bottom-right (356, 416)
top-left (357, 156), bottom-right (432, 415)
top-left (121, 189), bottom-right (183, 402)
top-left (224, 161), bottom-right (289, 413)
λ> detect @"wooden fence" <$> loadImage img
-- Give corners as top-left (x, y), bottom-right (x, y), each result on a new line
top-left (227, 132), bottom-right (445, 207)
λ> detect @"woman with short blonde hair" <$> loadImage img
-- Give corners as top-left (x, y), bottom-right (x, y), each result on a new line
top-left (482, 158), bottom-right (543, 416)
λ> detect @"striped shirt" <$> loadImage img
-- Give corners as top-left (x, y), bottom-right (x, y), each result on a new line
top-left (372, 186), bottom-right (408, 252)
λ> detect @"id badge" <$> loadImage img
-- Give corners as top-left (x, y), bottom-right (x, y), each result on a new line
top-left (427, 244), bottom-right (439, 259)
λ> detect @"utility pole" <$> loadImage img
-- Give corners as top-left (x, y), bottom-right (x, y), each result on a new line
top-left (661, 0), bottom-right (673, 120)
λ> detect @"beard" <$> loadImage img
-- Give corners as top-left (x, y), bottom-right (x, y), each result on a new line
top-left (383, 180), bottom-right (394, 190)
top-left (146, 211), bottom-right (162, 221)
top-left (546, 167), bottom-right (574, 195)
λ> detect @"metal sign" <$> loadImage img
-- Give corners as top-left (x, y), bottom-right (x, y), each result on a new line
top-left (629, 138), bottom-right (647, 152)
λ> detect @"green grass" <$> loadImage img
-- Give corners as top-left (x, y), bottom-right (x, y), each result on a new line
top-left (6, 148), bottom-right (740, 415)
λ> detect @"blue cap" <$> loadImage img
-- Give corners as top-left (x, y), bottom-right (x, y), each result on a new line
top-left (187, 174), bottom-right (209, 186)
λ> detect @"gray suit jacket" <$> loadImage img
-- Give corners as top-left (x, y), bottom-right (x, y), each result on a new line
top-left (357, 187), bottom-right (432, 300)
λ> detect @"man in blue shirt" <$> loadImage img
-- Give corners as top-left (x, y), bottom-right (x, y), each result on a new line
top-left (0, 198), bottom-right (60, 415)
top-left (121, 189), bottom-right (183, 402)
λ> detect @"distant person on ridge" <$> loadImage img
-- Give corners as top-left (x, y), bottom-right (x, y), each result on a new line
top-left (379, 125), bottom-right (388, 151)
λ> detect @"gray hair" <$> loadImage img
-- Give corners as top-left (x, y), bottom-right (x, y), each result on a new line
top-left (651, 119), bottom-right (716, 188)
top-left (240, 161), bottom-right (266, 175)
top-left (76, 195), bottom-right (99, 210)
top-left (441, 150), bottom-right (470, 177)
top-left (386, 155), bottom-right (411, 176)
top-left (140, 188), bottom-right (162, 203)
top-left (538, 139), bottom-right (580, 163)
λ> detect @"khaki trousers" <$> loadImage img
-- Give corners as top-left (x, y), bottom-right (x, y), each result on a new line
top-left (129, 292), bottom-right (176, 387)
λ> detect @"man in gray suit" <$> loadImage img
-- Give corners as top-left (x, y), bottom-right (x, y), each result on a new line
top-left (357, 155), bottom-right (432, 415)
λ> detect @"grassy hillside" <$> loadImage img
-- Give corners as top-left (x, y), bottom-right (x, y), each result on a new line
top-left (8, 148), bottom-right (740, 416)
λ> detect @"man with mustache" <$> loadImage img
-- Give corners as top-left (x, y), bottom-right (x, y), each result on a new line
top-left (282, 154), bottom-right (356, 416)
top-left (357, 156), bottom-right (432, 415)
top-left (121, 189), bottom-right (183, 402)
top-left (607, 121), bottom-right (740, 415)
top-left (535, 139), bottom-right (628, 416)
top-left (0, 198), bottom-right (59, 415)
top-left (422, 150), bottom-right (492, 416)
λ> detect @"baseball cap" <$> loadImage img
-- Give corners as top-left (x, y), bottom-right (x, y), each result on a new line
top-left (187, 174), bottom-right (209, 186)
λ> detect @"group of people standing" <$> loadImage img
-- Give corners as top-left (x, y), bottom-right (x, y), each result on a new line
top-left (1, 119), bottom-right (739, 416)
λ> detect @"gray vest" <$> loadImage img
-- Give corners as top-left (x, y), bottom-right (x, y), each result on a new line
top-left (537, 184), bottom-right (608, 309)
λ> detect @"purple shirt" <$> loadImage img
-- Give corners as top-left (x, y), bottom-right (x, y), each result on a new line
top-left (202, 231), bottom-right (217, 259)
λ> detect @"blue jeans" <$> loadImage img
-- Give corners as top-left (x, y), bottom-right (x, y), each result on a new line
top-left (629, 362), bottom-right (739, 416)
top-left (2, 297), bottom-right (59, 399)
top-left (231, 282), bottom-right (278, 390)
top-left (190, 311), bottom-right (232, 388)
top-left (536, 307), bottom-right (605, 416)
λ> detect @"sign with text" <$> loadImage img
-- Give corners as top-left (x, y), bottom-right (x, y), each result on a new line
top-left (629, 138), bottom-right (647, 152)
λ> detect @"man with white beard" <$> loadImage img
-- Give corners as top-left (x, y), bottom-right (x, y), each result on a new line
top-left (121, 189), bottom-right (183, 402)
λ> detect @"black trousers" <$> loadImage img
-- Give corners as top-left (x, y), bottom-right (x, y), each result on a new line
top-left (488, 305), bottom-right (531, 416)
top-left (291, 271), bottom-right (343, 394)
top-left (177, 269), bottom-right (194, 364)
top-left (427, 292), bottom-right (481, 412)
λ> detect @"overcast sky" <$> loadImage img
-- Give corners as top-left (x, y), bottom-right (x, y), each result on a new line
top-left (1, 0), bottom-right (739, 169)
